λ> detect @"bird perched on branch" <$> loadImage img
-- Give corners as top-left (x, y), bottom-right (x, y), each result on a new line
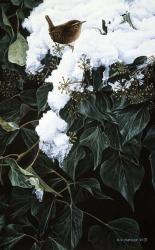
top-left (45, 15), bottom-right (86, 50)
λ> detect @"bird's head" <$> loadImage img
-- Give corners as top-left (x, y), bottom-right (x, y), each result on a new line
top-left (67, 20), bottom-right (86, 30)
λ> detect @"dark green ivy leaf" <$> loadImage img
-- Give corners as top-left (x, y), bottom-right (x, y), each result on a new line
top-left (10, 0), bottom-right (22, 6)
top-left (0, 215), bottom-right (5, 231)
top-left (21, 127), bottom-right (38, 148)
top-left (88, 217), bottom-right (140, 250)
top-left (80, 127), bottom-right (109, 169)
top-left (143, 125), bottom-right (155, 151)
top-left (11, 0), bottom-right (42, 8)
top-left (0, 98), bottom-right (21, 122)
top-left (79, 94), bottom-right (115, 123)
top-left (31, 199), bottom-right (56, 237)
top-left (64, 146), bottom-right (86, 180)
top-left (133, 56), bottom-right (147, 66)
top-left (53, 205), bottom-right (83, 250)
top-left (36, 83), bottom-right (52, 113)
top-left (0, 233), bottom-right (25, 249)
top-left (23, 0), bottom-right (43, 9)
top-left (105, 122), bottom-right (122, 150)
top-left (0, 128), bottom-right (19, 155)
top-left (92, 66), bottom-right (105, 91)
top-left (20, 89), bottom-right (37, 107)
top-left (0, 34), bottom-right (11, 62)
top-left (1, 7), bottom-right (14, 38)
top-left (77, 178), bottom-right (111, 200)
top-left (43, 237), bottom-right (67, 250)
top-left (149, 151), bottom-right (155, 191)
top-left (100, 150), bottom-right (144, 209)
top-left (114, 103), bottom-right (150, 144)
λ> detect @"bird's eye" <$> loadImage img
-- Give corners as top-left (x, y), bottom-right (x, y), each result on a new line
top-left (72, 22), bottom-right (80, 26)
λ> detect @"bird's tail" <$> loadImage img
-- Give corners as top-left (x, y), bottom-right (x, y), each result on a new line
top-left (45, 15), bottom-right (55, 30)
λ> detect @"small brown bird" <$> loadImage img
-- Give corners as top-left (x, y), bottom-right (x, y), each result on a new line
top-left (45, 15), bottom-right (86, 49)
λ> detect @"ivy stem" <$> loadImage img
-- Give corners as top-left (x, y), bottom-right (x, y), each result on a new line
top-left (26, 146), bottom-right (40, 170)
top-left (0, 154), bottom-right (18, 160)
top-left (82, 210), bottom-right (108, 227)
top-left (56, 199), bottom-right (109, 227)
top-left (20, 119), bottom-right (39, 129)
top-left (17, 141), bottom-right (39, 161)
top-left (59, 182), bottom-right (74, 194)
top-left (59, 186), bottom-right (68, 194)
top-left (51, 170), bottom-right (68, 184)
top-left (25, 234), bottom-right (39, 243)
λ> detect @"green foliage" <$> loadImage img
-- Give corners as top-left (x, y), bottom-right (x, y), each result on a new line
top-left (0, 3), bottom-right (155, 249)
top-left (52, 205), bottom-right (83, 250)
top-left (88, 218), bottom-right (140, 250)
top-left (0, 53), bottom-right (154, 250)
top-left (100, 150), bottom-right (144, 210)
top-left (8, 32), bottom-right (28, 66)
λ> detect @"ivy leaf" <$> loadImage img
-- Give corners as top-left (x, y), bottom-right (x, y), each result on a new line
top-left (77, 178), bottom-right (111, 200)
top-left (36, 83), bottom-right (53, 113)
top-left (143, 125), bottom-right (155, 151)
top-left (20, 103), bottom-right (34, 119)
top-left (0, 215), bottom-right (5, 231)
top-left (114, 103), bottom-right (150, 144)
top-left (11, 0), bottom-right (43, 8)
top-left (0, 34), bottom-right (11, 62)
top-left (0, 98), bottom-right (21, 122)
top-left (0, 116), bottom-right (19, 132)
top-left (43, 237), bottom-right (67, 250)
top-left (10, 0), bottom-right (22, 6)
top-left (8, 32), bottom-right (28, 66)
top-left (53, 205), bottom-right (83, 250)
top-left (27, 166), bottom-right (62, 197)
top-left (23, 0), bottom-right (43, 9)
top-left (21, 128), bottom-right (39, 148)
top-left (80, 127), bottom-right (109, 169)
top-left (79, 94), bottom-right (115, 123)
top-left (20, 89), bottom-right (37, 107)
top-left (88, 218), bottom-right (140, 250)
top-left (6, 158), bottom-right (33, 189)
top-left (92, 66), bottom-right (105, 91)
top-left (100, 150), bottom-right (144, 210)
top-left (149, 151), bottom-right (155, 191)
top-left (0, 234), bottom-right (25, 249)
top-left (133, 56), bottom-right (147, 66)
top-left (31, 199), bottom-right (56, 235)
top-left (1, 7), bottom-right (14, 38)
top-left (0, 128), bottom-right (19, 155)
top-left (64, 146), bottom-right (86, 180)
top-left (105, 122), bottom-right (122, 150)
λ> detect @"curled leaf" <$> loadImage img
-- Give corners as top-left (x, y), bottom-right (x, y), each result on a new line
top-left (8, 32), bottom-right (28, 66)
top-left (0, 117), bottom-right (19, 132)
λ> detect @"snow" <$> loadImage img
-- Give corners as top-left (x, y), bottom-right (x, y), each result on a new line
top-left (23, 0), bottom-right (155, 164)
top-left (36, 110), bottom-right (72, 163)
top-left (29, 177), bottom-right (44, 202)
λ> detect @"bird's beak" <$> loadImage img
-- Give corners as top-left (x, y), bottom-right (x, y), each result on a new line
top-left (81, 21), bottom-right (86, 24)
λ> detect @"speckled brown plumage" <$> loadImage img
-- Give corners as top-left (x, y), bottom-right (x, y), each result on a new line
top-left (45, 15), bottom-right (86, 45)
